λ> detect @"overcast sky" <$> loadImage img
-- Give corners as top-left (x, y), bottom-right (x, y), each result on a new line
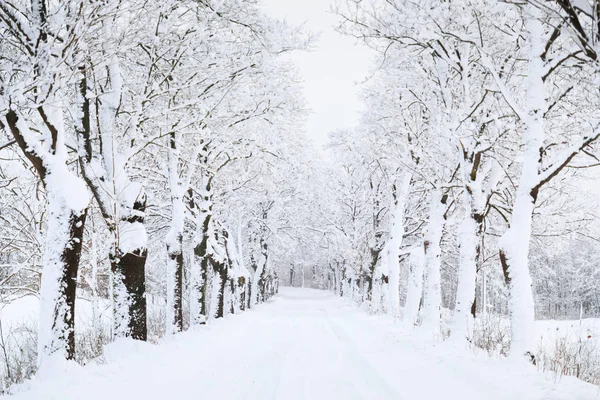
top-left (260, 0), bottom-right (374, 148)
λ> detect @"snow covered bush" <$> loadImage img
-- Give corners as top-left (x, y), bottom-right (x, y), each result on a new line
top-left (472, 315), bottom-right (511, 357)
top-left (535, 321), bottom-right (600, 386)
top-left (74, 326), bottom-right (111, 366)
top-left (0, 321), bottom-right (36, 393)
top-left (147, 303), bottom-right (167, 344)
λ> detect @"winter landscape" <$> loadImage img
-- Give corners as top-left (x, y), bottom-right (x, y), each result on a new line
top-left (1, 0), bottom-right (600, 399)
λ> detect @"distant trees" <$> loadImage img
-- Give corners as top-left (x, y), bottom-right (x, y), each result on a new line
top-left (333, 0), bottom-right (600, 360)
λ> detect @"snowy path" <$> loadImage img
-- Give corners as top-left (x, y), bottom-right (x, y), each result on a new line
top-left (7, 288), bottom-right (600, 399)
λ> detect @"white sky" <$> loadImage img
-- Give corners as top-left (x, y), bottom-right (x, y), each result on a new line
top-left (260, 0), bottom-right (374, 148)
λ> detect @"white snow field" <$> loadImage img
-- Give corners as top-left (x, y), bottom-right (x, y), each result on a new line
top-left (6, 287), bottom-right (600, 400)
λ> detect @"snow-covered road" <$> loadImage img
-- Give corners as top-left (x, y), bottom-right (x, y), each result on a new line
top-left (7, 288), bottom-right (600, 399)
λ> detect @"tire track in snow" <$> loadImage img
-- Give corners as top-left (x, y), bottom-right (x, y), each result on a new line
top-left (252, 314), bottom-right (304, 400)
top-left (273, 307), bottom-right (367, 400)
top-left (320, 308), bottom-right (404, 400)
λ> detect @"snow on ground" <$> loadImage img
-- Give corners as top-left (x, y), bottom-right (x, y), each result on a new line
top-left (536, 318), bottom-right (600, 347)
top-left (4, 288), bottom-right (600, 399)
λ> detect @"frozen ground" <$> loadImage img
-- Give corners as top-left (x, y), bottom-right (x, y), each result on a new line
top-left (5, 287), bottom-right (600, 399)
top-left (536, 317), bottom-right (600, 347)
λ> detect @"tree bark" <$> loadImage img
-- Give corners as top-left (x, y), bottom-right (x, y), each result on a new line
top-left (420, 190), bottom-right (448, 335)
top-left (166, 132), bottom-right (185, 333)
top-left (41, 204), bottom-right (87, 360)
top-left (386, 173), bottom-right (411, 317)
top-left (111, 192), bottom-right (148, 341)
top-left (215, 259), bottom-right (228, 319)
top-left (498, 7), bottom-right (544, 359)
top-left (403, 246), bottom-right (425, 329)
top-left (6, 108), bottom-right (90, 362)
top-left (192, 175), bottom-right (213, 324)
top-left (167, 239), bottom-right (184, 332)
top-left (239, 277), bottom-right (246, 311)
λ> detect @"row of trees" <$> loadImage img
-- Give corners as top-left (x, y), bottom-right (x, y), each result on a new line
top-left (323, 0), bottom-right (600, 361)
top-left (0, 0), bottom-right (317, 375)
top-left (2, 0), bottom-right (600, 384)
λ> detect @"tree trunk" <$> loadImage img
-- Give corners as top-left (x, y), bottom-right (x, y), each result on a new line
top-left (89, 214), bottom-right (101, 353)
top-left (40, 203), bottom-right (87, 362)
top-left (251, 239), bottom-right (268, 307)
top-left (386, 173), bottom-right (411, 317)
top-left (230, 278), bottom-right (236, 315)
top-left (112, 194), bottom-right (148, 341)
top-left (340, 270), bottom-right (344, 297)
top-left (216, 259), bottom-right (228, 319)
top-left (451, 146), bottom-right (499, 342)
top-left (498, 7), bottom-right (544, 360)
top-left (403, 247), bottom-right (425, 329)
top-left (198, 253), bottom-right (210, 321)
top-left (420, 190), bottom-right (447, 335)
top-left (166, 132), bottom-right (184, 333)
top-left (499, 196), bottom-right (536, 358)
top-left (366, 246), bottom-right (381, 302)
top-left (6, 109), bottom-right (90, 364)
top-left (247, 280), bottom-right (252, 309)
top-left (239, 277), bottom-right (246, 311)
top-left (167, 238), bottom-right (184, 332)
top-left (192, 179), bottom-right (212, 324)
top-left (452, 215), bottom-right (479, 342)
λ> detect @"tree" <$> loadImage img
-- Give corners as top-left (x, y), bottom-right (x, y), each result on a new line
top-left (0, 0), bottom-right (91, 365)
